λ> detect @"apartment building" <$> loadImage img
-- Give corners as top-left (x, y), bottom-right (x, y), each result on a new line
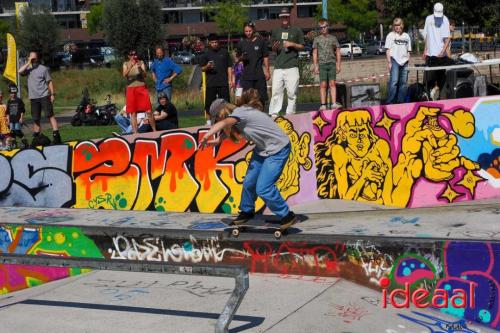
top-left (0, 0), bottom-right (343, 42)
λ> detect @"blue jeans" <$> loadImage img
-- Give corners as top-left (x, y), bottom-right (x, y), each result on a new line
top-left (157, 86), bottom-right (172, 102)
top-left (239, 144), bottom-right (291, 218)
top-left (386, 58), bottom-right (408, 104)
top-left (114, 114), bottom-right (132, 134)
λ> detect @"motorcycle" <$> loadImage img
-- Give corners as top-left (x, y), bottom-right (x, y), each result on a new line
top-left (71, 89), bottom-right (117, 126)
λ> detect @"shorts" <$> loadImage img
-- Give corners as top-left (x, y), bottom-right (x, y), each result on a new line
top-left (9, 123), bottom-right (22, 131)
top-left (31, 95), bottom-right (54, 122)
top-left (126, 85), bottom-right (152, 113)
top-left (319, 63), bottom-right (337, 82)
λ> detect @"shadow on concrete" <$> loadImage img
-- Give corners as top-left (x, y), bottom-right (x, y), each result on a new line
top-left (18, 299), bottom-right (265, 332)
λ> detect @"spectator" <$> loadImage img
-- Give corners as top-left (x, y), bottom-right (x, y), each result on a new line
top-left (113, 106), bottom-right (148, 135)
top-left (232, 48), bottom-right (244, 102)
top-left (150, 45), bottom-right (183, 102)
top-left (141, 92), bottom-right (179, 132)
top-left (237, 21), bottom-right (270, 106)
top-left (200, 89), bottom-right (298, 228)
top-left (122, 49), bottom-right (156, 134)
top-left (312, 18), bottom-right (341, 110)
top-left (199, 34), bottom-right (233, 125)
top-left (269, 7), bottom-right (305, 117)
top-left (385, 17), bottom-right (412, 104)
top-left (18, 51), bottom-right (62, 144)
top-left (6, 85), bottom-right (28, 149)
top-left (422, 2), bottom-right (451, 98)
top-left (0, 91), bottom-right (8, 150)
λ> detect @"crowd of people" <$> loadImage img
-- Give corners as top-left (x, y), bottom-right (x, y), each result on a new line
top-left (0, 2), bottom-right (457, 150)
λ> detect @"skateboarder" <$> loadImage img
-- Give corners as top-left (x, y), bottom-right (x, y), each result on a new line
top-left (199, 89), bottom-right (298, 229)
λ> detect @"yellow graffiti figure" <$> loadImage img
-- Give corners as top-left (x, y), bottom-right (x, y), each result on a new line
top-left (392, 106), bottom-right (479, 206)
top-left (316, 106), bottom-right (481, 207)
top-left (316, 110), bottom-right (393, 204)
top-left (275, 117), bottom-right (313, 199)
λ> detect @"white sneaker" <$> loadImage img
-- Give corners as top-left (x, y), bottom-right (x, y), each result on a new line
top-left (270, 114), bottom-right (278, 119)
top-left (206, 120), bottom-right (212, 126)
top-left (319, 104), bottom-right (327, 111)
top-left (332, 102), bottom-right (343, 109)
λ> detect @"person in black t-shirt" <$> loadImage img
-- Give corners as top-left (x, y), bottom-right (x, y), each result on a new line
top-left (141, 92), bottom-right (178, 132)
top-left (198, 34), bottom-right (233, 124)
top-left (6, 85), bottom-right (28, 149)
top-left (237, 21), bottom-right (270, 106)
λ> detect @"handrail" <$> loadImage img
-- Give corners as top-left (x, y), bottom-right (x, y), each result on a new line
top-left (0, 253), bottom-right (249, 333)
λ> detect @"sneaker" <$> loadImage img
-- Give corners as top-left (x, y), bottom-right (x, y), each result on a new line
top-left (232, 211), bottom-right (254, 225)
top-left (52, 133), bottom-right (62, 145)
top-left (331, 102), bottom-right (343, 109)
top-left (270, 114), bottom-right (278, 119)
top-left (318, 104), bottom-right (327, 111)
top-left (280, 211), bottom-right (298, 229)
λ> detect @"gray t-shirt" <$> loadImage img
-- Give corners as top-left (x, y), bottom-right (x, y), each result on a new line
top-left (229, 106), bottom-right (290, 157)
top-left (26, 64), bottom-right (52, 99)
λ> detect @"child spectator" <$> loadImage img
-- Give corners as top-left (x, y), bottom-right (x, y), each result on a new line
top-left (232, 48), bottom-right (245, 102)
top-left (0, 91), bottom-right (9, 150)
top-left (6, 85), bottom-right (28, 149)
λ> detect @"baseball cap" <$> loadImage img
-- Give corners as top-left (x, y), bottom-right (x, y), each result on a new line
top-left (9, 85), bottom-right (18, 94)
top-left (209, 99), bottom-right (227, 124)
top-left (279, 7), bottom-right (290, 17)
top-left (433, 2), bottom-right (444, 18)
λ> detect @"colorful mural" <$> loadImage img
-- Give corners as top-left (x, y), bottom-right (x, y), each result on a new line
top-left (0, 225), bottom-right (103, 293)
top-left (314, 97), bottom-right (500, 207)
top-left (389, 241), bottom-right (500, 330)
top-left (1, 97), bottom-right (498, 211)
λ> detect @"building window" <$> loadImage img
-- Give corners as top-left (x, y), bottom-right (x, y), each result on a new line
top-left (257, 8), bottom-right (269, 20)
top-left (297, 5), bottom-right (317, 18)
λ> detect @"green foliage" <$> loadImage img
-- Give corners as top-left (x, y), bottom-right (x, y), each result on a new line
top-left (102, 0), bottom-right (163, 59)
top-left (87, 3), bottom-right (104, 35)
top-left (0, 20), bottom-right (13, 48)
top-left (16, 7), bottom-right (60, 63)
top-left (204, 0), bottom-right (250, 48)
top-left (323, 0), bottom-right (378, 40)
top-left (298, 58), bottom-right (314, 86)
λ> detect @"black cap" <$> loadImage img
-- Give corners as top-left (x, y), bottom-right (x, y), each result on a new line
top-left (279, 7), bottom-right (291, 17)
top-left (207, 33), bottom-right (219, 41)
top-left (9, 85), bottom-right (18, 94)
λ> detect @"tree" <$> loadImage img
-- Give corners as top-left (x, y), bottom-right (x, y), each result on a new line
top-left (16, 6), bottom-right (60, 64)
top-left (0, 20), bottom-right (12, 48)
top-left (87, 3), bottom-right (103, 35)
top-left (323, 0), bottom-right (378, 40)
top-left (102, 0), bottom-right (163, 59)
top-left (204, 0), bottom-right (250, 49)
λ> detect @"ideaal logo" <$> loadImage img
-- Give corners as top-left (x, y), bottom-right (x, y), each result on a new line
top-left (379, 277), bottom-right (476, 309)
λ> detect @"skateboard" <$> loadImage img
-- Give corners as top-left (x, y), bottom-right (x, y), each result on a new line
top-left (222, 216), bottom-right (297, 239)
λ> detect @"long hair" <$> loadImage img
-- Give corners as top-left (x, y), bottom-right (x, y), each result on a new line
top-left (217, 103), bottom-right (241, 143)
top-left (237, 88), bottom-right (263, 111)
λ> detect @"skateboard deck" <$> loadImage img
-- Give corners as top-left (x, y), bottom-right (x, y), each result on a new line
top-left (221, 215), bottom-right (298, 239)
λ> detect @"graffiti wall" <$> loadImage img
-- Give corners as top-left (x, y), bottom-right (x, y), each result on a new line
top-left (0, 97), bottom-right (499, 211)
top-left (1, 224), bottom-right (497, 330)
top-left (0, 225), bottom-right (102, 294)
top-left (314, 96), bottom-right (500, 207)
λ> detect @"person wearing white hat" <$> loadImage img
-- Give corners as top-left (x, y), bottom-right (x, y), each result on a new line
top-left (422, 2), bottom-right (451, 99)
top-left (423, 2), bottom-right (451, 59)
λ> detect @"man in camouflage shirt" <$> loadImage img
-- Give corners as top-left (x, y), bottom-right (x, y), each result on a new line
top-left (313, 19), bottom-right (341, 110)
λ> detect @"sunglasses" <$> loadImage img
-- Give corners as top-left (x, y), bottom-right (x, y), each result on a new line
top-left (319, 25), bottom-right (328, 29)
top-left (129, 52), bottom-right (137, 56)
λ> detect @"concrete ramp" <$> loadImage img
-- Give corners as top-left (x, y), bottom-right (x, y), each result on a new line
top-left (1, 201), bottom-right (499, 330)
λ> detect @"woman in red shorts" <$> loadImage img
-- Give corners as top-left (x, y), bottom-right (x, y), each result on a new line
top-left (122, 49), bottom-right (156, 133)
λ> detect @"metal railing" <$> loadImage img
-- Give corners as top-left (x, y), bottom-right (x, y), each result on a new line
top-left (0, 253), bottom-right (249, 333)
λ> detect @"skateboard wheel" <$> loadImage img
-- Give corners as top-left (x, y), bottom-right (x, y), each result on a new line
top-left (232, 229), bottom-right (240, 237)
top-left (274, 230), bottom-right (282, 239)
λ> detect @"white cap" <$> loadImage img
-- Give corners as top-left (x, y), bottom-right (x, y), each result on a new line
top-left (433, 2), bottom-right (444, 18)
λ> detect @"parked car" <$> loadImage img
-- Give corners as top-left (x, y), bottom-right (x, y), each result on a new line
top-left (340, 43), bottom-right (363, 57)
top-left (172, 51), bottom-right (195, 64)
top-left (364, 40), bottom-right (385, 55)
